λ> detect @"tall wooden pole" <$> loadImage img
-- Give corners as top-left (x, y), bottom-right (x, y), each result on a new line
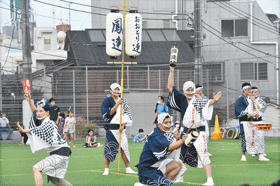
top-left (194, 0), bottom-right (202, 85)
top-left (118, 0), bottom-right (126, 172)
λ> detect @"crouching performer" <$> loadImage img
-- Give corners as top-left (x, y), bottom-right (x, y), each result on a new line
top-left (134, 113), bottom-right (188, 186)
top-left (17, 99), bottom-right (72, 186)
top-left (167, 66), bottom-right (221, 185)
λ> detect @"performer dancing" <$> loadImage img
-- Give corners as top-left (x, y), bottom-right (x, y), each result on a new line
top-left (235, 83), bottom-right (269, 161)
top-left (134, 113), bottom-right (188, 186)
top-left (101, 83), bottom-right (137, 175)
top-left (250, 86), bottom-right (269, 160)
top-left (167, 66), bottom-right (221, 185)
top-left (196, 85), bottom-right (212, 157)
top-left (17, 99), bottom-right (72, 186)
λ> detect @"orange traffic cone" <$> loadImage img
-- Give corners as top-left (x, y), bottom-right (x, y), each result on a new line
top-left (211, 115), bottom-right (223, 140)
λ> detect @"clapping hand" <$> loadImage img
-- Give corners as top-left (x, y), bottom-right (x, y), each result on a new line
top-left (213, 91), bottom-right (222, 103)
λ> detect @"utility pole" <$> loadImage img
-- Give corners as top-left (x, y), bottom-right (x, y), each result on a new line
top-left (194, 0), bottom-right (202, 85)
top-left (21, 0), bottom-right (32, 87)
top-left (0, 63), bottom-right (2, 112)
top-left (68, 2), bottom-right (72, 26)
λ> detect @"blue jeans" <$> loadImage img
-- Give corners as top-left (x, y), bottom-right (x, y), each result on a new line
top-left (239, 124), bottom-right (246, 152)
top-left (0, 128), bottom-right (13, 139)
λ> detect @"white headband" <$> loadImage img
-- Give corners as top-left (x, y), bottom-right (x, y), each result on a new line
top-left (242, 85), bottom-right (251, 90)
top-left (196, 87), bottom-right (203, 91)
top-left (251, 89), bottom-right (259, 93)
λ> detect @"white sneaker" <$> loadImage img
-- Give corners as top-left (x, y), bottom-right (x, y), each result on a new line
top-left (134, 183), bottom-right (144, 186)
top-left (174, 176), bottom-right (184, 183)
top-left (240, 156), bottom-right (247, 161)
top-left (103, 169), bottom-right (109, 175)
top-left (207, 152), bottom-right (212, 157)
top-left (202, 180), bottom-right (214, 185)
top-left (252, 154), bottom-right (257, 157)
top-left (126, 167), bottom-right (137, 174)
top-left (259, 156), bottom-right (270, 161)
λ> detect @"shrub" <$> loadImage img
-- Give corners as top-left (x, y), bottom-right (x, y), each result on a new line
top-left (75, 116), bottom-right (99, 138)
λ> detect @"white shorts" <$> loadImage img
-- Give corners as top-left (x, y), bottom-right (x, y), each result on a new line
top-left (194, 131), bottom-right (211, 167)
top-left (33, 154), bottom-right (69, 179)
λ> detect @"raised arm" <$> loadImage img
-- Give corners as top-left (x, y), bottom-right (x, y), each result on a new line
top-left (167, 66), bottom-right (175, 93)
top-left (25, 94), bottom-right (36, 112)
top-left (209, 91), bottom-right (222, 106)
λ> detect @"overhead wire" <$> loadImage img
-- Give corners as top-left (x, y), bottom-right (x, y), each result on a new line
top-left (212, 1), bottom-right (279, 36)
top-left (202, 20), bottom-right (280, 61)
top-left (202, 23), bottom-right (274, 65)
top-left (1, 6), bottom-right (16, 70)
top-left (222, 1), bottom-right (277, 30)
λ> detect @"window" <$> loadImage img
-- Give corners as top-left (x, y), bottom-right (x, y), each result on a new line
top-left (203, 63), bottom-right (224, 82)
top-left (240, 62), bottom-right (267, 80)
top-left (44, 38), bottom-right (51, 50)
top-left (221, 19), bottom-right (248, 37)
top-left (88, 30), bottom-right (105, 42)
top-left (44, 38), bottom-right (51, 44)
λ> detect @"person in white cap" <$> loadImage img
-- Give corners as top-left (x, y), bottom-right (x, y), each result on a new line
top-left (167, 66), bottom-right (222, 185)
top-left (196, 85), bottom-right (212, 157)
top-left (134, 113), bottom-right (188, 186)
top-left (101, 83), bottom-right (137, 175)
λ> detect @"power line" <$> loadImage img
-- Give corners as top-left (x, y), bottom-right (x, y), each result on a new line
top-left (202, 24), bottom-right (274, 66)
top-left (202, 36), bottom-right (280, 47)
top-left (213, 1), bottom-right (279, 36)
top-left (33, 0), bottom-right (193, 21)
top-left (202, 21), bottom-right (280, 61)
top-left (1, 10), bottom-right (16, 70)
top-left (33, 0), bottom-right (106, 16)
top-left (59, 0), bottom-right (194, 17)
top-left (222, 1), bottom-right (276, 30)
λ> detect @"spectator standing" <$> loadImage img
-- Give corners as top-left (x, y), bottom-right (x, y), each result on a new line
top-left (64, 111), bottom-right (76, 148)
top-left (49, 98), bottom-right (60, 125)
top-left (59, 113), bottom-right (66, 136)
top-left (153, 96), bottom-right (169, 124)
top-left (0, 114), bottom-right (13, 140)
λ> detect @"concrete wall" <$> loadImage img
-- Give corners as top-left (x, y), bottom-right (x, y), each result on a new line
top-left (197, 1), bottom-right (279, 106)
top-left (124, 91), bottom-right (162, 137)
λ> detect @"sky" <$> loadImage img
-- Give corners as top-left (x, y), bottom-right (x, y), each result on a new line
top-left (0, 0), bottom-right (279, 30)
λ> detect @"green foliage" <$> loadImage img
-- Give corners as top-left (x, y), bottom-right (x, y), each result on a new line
top-left (75, 115), bottom-right (99, 138)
